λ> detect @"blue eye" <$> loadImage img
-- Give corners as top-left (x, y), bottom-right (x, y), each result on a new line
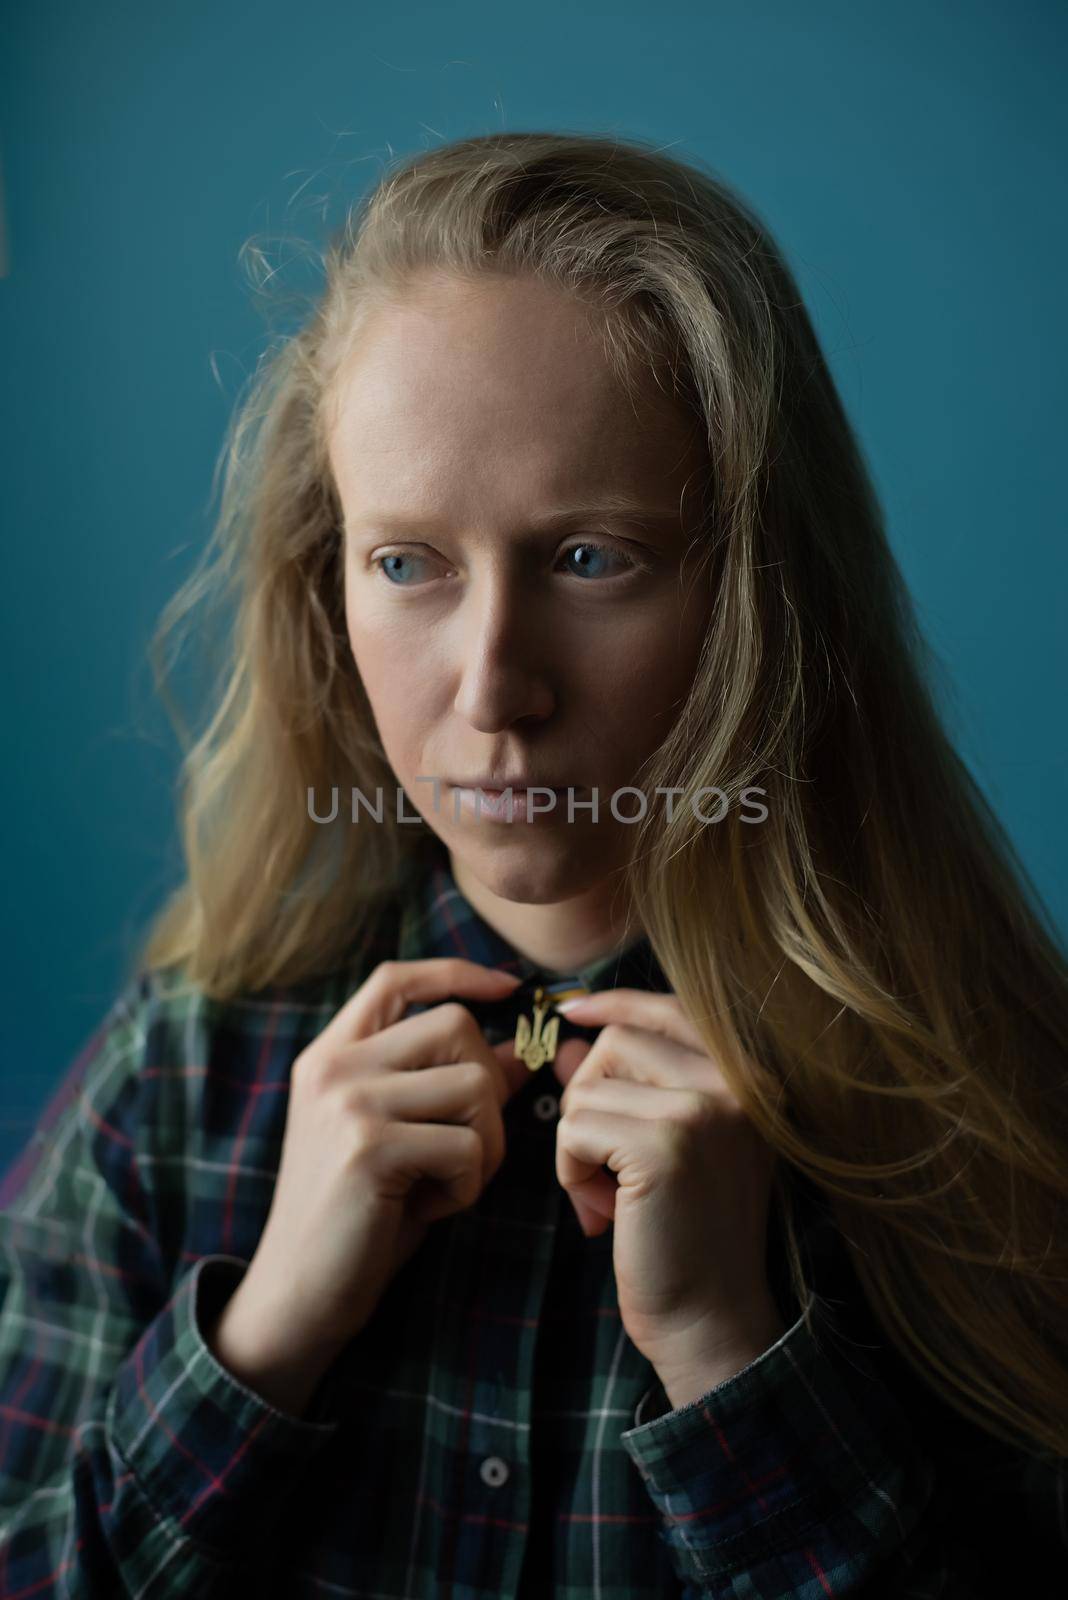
top-left (374, 552), bottom-right (430, 586)
top-left (559, 541), bottom-right (639, 579)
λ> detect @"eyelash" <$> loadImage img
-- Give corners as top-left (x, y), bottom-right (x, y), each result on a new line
top-left (369, 539), bottom-right (647, 588)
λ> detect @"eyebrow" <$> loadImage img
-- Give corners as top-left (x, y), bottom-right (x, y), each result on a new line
top-left (345, 500), bottom-right (686, 537)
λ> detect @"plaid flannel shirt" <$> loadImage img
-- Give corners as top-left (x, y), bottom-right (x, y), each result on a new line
top-left (0, 840), bottom-right (1064, 1597)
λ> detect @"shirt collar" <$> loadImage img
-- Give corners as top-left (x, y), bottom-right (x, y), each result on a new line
top-left (395, 840), bottom-right (670, 997)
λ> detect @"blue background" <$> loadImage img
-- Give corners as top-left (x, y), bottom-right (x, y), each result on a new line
top-left (2, 0), bottom-right (1065, 1171)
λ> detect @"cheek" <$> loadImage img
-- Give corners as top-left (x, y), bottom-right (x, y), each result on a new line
top-left (578, 610), bottom-right (703, 716)
top-left (345, 612), bottom-right (431, 754)
top-left (345, 604), bottom-right (466, 789)
top-left (345, 571), bottom-right (423, 694)
top-left (347, 620), bottom-right (402, 692)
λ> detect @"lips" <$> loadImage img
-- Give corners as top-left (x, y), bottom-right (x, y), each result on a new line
top-left (450, 783), bottom-right (583, 822)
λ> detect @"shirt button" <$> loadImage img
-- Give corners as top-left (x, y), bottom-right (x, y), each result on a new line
top-left (479, 1455), bottom-right (510, 1487)
top-left (533, 1092), bottom-right (559, 1121)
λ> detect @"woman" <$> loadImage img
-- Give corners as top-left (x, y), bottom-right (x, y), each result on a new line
top-left (0, 130), bottom-right (1065, 1598)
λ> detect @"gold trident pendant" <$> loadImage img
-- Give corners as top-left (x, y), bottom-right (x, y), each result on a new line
top-left (514, 987), bottom-right (561, 1072)
top-left (511, 972), bottom-right (591, 1075)
top-left (514, 982), bottom-right (592, 1071)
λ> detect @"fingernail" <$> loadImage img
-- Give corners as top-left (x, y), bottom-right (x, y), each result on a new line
top-left (555, 996), bottom-right (591, 1013)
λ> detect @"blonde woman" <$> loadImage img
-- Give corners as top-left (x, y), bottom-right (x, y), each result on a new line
top-left (1, 131), bottom-right (1065, 1598)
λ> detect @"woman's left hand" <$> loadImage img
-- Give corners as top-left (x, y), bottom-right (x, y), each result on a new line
top-left (525, 987), bottom-right (785, 1395)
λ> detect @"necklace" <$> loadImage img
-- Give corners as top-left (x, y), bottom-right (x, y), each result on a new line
top-left (513, 978), bottom-right (592, 1071)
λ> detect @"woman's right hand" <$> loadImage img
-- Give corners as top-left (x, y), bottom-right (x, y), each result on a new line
top-left (206, 959), bottom-right (529, 1394)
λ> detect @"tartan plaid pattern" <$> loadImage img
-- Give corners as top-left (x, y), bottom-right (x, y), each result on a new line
top-left (0, 841), bottom-right (1064, 1597)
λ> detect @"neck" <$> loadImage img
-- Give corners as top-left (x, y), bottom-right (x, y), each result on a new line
top-left (448, 852), bottom-right (642, 975)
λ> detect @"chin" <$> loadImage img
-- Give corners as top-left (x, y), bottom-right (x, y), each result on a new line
top-left (445, 826), bottom-right (622, 905)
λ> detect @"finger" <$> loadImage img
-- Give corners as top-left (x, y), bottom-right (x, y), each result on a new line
top-left (377, 1121), bottom-right (485, 1217)
top-left (559, 1079), bottom-right (700, 1122)
top-left (489, 1036), bottom-right (543, 1100)
top-left (549, 1036), bottom-right (591, 1090)
top-left (321, 958), bottom-right (522, 1048)
top-left (557, 988), bottom-right (707, 1054)
top-left (373, 1061), bottom-right (507, 1188)
top-left (333, 999), bottom-right (518, 1112)
top-left (556, 1090), bottom-right (701, 1233)
top-left (559, 1022), bottom-right (726, 1110)
top-left (569, 1175), bottom-right (618, 1233)
top-left (556, 1106), bottom-right (656, 1222)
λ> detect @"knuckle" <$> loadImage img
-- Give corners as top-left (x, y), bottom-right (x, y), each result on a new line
top-left (678, 1089), bottom-right (710, 1127)
top-left (659, 1094), bottom-right (711, 1162)
top-left (341, 1105), bottom-right (386, 1166)
top-left (291, 1043), bottom-right (316, 1080)
top-left (305, 1042), bottom-right (361, 1092)
top-left (438, 1000), bottom-right (472, 1035)
top-left (455, 1123), bottom-right (483, 1166)
top-left (459, 1058), bottom-right (492, 1095)
top-left (359, 959), bottom-right (404, 1003)
top-left (350, 1100), bottom-right (384, 1142)
top-left (353, 961), bottom-right (390, 1002)
top-left (292, 1044), bottom-right (332, 1092)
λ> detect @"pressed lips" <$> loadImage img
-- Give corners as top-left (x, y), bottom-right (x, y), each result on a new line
top-left (449, 781), bottom-right (585, 821)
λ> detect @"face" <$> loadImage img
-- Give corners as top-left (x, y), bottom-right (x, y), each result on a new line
top-left (328, 271), bottom-right (713, 905)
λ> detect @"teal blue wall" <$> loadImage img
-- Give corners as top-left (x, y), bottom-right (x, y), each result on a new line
top-left (2, 1), bottom-right (1065, 1167)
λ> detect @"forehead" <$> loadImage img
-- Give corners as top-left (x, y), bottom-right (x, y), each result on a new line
top-left (327, 275), bottom-right (706, 513)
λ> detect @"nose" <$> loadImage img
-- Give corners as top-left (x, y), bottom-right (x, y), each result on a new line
top-left (452, 562), bottom-right (555, 730)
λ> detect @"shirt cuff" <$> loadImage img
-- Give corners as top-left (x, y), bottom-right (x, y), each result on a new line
top-left (630, 1306), bottom-right (808, 1428)
top-left (108, 1253), bottom-right (341, 1555)
top-left (620, 1303), bottom-right (929, 1589)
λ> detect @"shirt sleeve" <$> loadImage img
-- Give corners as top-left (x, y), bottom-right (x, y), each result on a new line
top-left (0, 973), bottom-right (342, 1597)
top-left (620, 1301), bottom-right (1066, 1598)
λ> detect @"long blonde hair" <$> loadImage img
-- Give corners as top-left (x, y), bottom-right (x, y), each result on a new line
top-left (137, 130), bottom-right (1068, 1462)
